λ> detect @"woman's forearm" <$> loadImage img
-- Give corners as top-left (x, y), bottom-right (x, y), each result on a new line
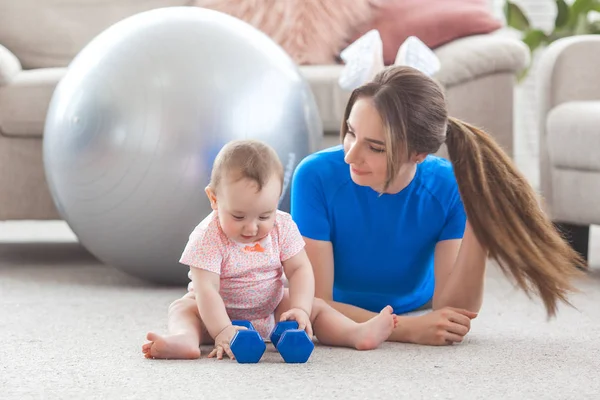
top-left (433, 222), bottom-right (488, 312)
top-left (324, 299), bottom-right (417, 343)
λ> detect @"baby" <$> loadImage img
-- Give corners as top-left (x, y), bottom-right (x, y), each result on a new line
top-left (143, 139), bottom-right (397, 360)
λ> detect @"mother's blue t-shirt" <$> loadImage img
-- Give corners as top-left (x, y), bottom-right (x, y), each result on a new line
top-left (290, 146), bottom-right (467, 314)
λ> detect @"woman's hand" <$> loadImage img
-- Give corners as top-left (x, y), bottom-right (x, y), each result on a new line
top-left (409, 307), bottom-right (477, 346)
top-left (208, 325), bottom-right (248, 360)
top-left (280, 307), bottom-right (314, 338)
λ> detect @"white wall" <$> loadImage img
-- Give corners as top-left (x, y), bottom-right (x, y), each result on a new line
top-left (491, 0), bottom-right (556, 30)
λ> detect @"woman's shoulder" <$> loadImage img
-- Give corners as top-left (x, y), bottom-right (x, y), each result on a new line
top-left (417, 155), bottom-right (460, 197)
top-left (420, 155), bottom-right (455, 176)
top-left (294, 145), bottom-right (347, 178)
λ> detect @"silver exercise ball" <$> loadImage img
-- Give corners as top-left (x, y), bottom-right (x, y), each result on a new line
top-left (43, 7), bottom-right (322, 285)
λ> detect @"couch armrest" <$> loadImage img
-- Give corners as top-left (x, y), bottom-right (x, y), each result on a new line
top-left (536, 35), bottom-right (600, 215)
top-left (537, 35), bottom-right (600, 137)
top-left (0, 44), bottom-right (22, 86)
top-left (433, 29), bottom-right (530, 88)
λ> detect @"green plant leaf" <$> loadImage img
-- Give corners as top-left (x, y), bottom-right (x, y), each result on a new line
top-left (522, 29), bottom-right (548, 52)
top-left (547, 30), bottom-right (572, 42)
top-left (505, 1), bottom-right (530, 31)
top-left (574, 12), bottom-right (591, 34)
top-left (517, 64), bottom-right (531, 83)
top-left (572, 0), bottom-right (596, 14)
top-left (589, 19), bottom-right (600, 33)
top-left (555, 0), bottom-right (570, 29)
top-left (569, 0), bottom-right (596, 28)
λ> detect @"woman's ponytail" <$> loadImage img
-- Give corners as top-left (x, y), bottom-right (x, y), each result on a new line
top-left (445, 117), bottom-right (585, 318)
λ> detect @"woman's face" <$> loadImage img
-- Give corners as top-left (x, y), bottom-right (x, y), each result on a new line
top-left (343, 97), bottom-right (389, 191)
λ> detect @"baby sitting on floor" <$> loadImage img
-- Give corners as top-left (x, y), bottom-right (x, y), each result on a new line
top-left (143, 139), bottom-right (397, 360)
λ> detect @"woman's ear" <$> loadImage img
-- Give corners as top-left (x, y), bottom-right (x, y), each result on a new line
top-left (205, 186), bottom-right (218, 210)
top-left (411, 152), bottom-right (428, 164)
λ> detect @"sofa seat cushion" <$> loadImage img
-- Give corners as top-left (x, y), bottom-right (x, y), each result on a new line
top-left (547, 101), bottom-right (600, 172)
top-left (0, 68), bottom-right (66, 138)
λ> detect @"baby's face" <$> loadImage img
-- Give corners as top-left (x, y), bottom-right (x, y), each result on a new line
top-left (211, 174), bottom-right (281, 244)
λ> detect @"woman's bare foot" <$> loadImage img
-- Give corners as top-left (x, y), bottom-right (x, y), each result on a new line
top-left (142, 332), bottom-right (200, 359)
top-left (353, 305), bottom-right (398, 350)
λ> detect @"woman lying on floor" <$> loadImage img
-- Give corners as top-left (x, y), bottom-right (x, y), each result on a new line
top-left (290, 65), bottom-right (584, 346)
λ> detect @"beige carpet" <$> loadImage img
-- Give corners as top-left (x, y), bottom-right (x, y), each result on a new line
top-left (2, 221), bottom-right (600, 400)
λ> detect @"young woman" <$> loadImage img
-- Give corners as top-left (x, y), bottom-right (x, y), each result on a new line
top-left (290, 66), bottom-right (584, 346)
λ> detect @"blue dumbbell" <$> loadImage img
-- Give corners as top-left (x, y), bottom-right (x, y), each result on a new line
top-left (229, 320), bottom-right (266, 363)
top-left (269, 320), bottom-right (314, 363)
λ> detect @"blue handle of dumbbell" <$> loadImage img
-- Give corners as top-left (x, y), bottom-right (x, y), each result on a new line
top-left (231, 320), bottom-right (255, 331)
top-left (270, 320), bottom-right (299, 347)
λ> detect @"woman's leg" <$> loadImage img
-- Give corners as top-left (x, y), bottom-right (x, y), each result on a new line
top-left (142, 292), bottom-right (211, 359)
top-left (275, 290), bottom-right (397, 350)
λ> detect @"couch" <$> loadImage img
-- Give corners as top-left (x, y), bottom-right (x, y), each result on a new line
top-left (537, 35), bottom-right (600, 261)
top-left (0, 0), bottom-right (529, 221)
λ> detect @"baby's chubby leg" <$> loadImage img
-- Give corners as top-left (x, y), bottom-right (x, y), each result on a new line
top-left (143, 292), bottom-right (211, 359)
top-left (275, 290), bottom-right (397, 350)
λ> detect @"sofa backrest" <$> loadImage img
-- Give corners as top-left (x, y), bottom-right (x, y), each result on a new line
top-left (0, 0), bottom-right (192, 69)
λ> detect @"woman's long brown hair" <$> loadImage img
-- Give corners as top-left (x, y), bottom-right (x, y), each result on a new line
top-left (341, 66), bottom-right (585, 317)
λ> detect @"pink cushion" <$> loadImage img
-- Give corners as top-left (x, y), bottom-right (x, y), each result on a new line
top-left (193, 0), bottom-right (372, 65)
top-left (355, 0), bottom-right (503, 65)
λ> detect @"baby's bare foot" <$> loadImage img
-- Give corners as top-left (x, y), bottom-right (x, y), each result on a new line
top-left (353, 305), bottom-right (396, 350)
top-left (142, 332), bottom-right (200, 359)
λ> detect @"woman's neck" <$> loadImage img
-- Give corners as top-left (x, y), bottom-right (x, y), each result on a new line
top-left (380, 163), bottom-right (418, 195)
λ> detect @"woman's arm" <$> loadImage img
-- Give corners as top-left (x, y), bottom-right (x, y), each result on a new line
top-left (304, 237), bottom-right (416, 342)
top-left (431, 221), bottom-right (488, 312)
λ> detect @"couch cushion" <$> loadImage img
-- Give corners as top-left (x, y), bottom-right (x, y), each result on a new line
top-left (433, 30), bottom-right (529, 87)
top-left (0, 68), bottom-right (66, 138)
top-left (193, 0), bottom-right (372, 65)
top-left (546, 101), bottom-right (600, 172)
top-left (0, 45), bottom-right (22, 85)
top-left (300, 65), bottom-right (349, 132)
top-left (549, 168), bottom-right (600, 225)
top-left (353, 0), bottom-right (503, 65)
top-left (0, 0), bottom-right (190, 69)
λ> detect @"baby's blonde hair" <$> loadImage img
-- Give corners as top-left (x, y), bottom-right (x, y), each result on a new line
top-left (209, 139), bottom-right (284, 193)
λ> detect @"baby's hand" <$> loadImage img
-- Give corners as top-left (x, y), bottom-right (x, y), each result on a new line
top-left (208, 325), bottom-right (247, 360)
top-left (280, 308), bottom-right (313, 338)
